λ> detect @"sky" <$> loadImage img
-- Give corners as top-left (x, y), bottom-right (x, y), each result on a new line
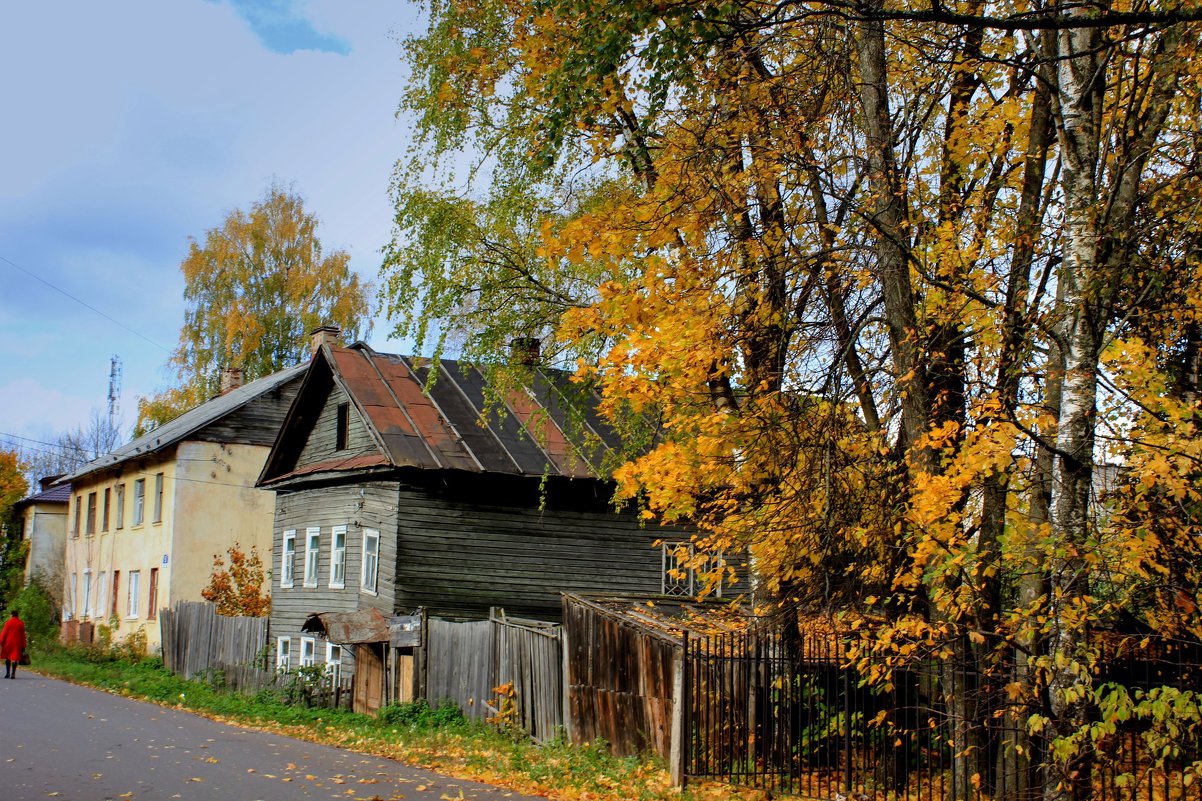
top-left (0, 0), bottom-right (426, 455)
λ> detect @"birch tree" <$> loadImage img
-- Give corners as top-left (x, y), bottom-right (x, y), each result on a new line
top-left (387, 2), bottom-right (1202, 795)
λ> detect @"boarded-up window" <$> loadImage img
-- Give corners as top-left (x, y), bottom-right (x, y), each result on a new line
top-left (86, 493), bottom-right (97, 535)
top-left (153, 473), bottom-right (164, 523)
top-left (102, 488), bottom-right (110, 531)
top-left (111, 571), bottom-right (120, 618)
top-left (115, 484), bottom-right (125, 529)
top-left (147, 567), bottom-right (159, 620)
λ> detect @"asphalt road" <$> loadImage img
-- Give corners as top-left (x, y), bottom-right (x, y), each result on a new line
top-left (0, 672), bottom-right (547, 801)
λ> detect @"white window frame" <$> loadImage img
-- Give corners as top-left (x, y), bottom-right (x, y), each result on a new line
top-left (93, 572), bottom-right (106, 619)
top-left (361, 528), bottom-right (379, 596)
top-left (303, 527), bottom-right (320, 587)
top-left (82, 569), bottom-right (92, 619)
top-left (325, 643), bottom-right (343, 685)
top-left (329, 525), bottom-right (346, 588)
top-left (132, 478), bottom-right (145, 526)
top-left (281, 530), bottom-right (296, 588)
top-left (300, 637), bottom-right (316, 668)
top-left (127, 570), bottom-right (141, 618)
top-left (276, 636), bottom-right (291, 671)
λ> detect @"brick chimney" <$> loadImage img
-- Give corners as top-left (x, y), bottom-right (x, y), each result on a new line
top-left (510, 336), bottom-right (541, 366)
top-left (219, 367), bottom-right (244, 395)
top-left (309, 324), bottom-right (341, 357)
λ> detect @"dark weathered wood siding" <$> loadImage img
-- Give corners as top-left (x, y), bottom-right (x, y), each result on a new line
top-left (196, 378), bottom-right (303, 446)
top-left (564, 595), bottom-right (680, 759)
top-left (269, 481), bottom-right (400, 672)
top-left (295, 384), bottom-right (377, 466)
top-left (394, 481), bottom-right (667, 620)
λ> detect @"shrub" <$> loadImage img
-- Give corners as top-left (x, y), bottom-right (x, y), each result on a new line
top-left (377, 698), bottom-right (467, 728)
top-left (12, 578), bottom-right (57, 641)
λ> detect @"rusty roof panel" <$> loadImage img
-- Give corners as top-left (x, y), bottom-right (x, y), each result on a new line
top-left (262, 453), bottom-right (390, 485)
top-left (407, 358), bottom-right (523, 475)
top-left (291, 343), bottom-right (618, 481)
top-left (302, 608), bottom-right (389, 644)
top-left (369, 355), bottom-right (480, 473)
top-left (442, 360), bottom-right (555, 476)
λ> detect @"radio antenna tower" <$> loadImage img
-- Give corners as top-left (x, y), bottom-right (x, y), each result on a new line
top-left (108, 355), bottom-right (123, 429)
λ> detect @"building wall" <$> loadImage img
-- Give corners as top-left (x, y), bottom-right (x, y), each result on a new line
top-left (394, 482), bottom-right (668, 620)
top-left (269, 480), bottom-right (400, 673)
top-left (296, 384), bottom-right (376, 466)
top-left (62, 454), bottom-right (176, 648)
top-left (169, 440), bottom-right (274, 608)
top-left (21, 502), bottom-right (66, 602)
top-left (61, 440), bottom-right (275, 651)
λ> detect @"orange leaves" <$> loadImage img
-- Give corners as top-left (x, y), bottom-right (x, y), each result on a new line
top-left (200, 543), bottom-right (270, 618)
top-left (145, 184), bottom-right (371, 434)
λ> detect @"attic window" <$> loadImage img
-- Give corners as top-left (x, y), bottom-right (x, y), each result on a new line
top-left (335, 403), bottom-right (349, 451)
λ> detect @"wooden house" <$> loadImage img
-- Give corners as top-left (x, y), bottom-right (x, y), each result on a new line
top-left (258, 333), bottom-right (700, 712)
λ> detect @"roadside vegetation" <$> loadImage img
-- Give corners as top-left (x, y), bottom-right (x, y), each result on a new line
top-left (28, 634), bottom-right (762, 801)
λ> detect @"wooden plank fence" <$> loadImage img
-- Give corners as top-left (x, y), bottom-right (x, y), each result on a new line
top-left (160, 601), bottom-right (268, 679)
top-left (422, 610), bottom-right (564, 742)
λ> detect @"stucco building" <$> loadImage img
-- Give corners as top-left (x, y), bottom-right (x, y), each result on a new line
top-left (59, 365), bottom-right (305, 649)
top-left (12, 476), bottom-right (71, 605)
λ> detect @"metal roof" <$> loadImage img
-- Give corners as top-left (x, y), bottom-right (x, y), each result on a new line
top-left (262, 343), bottom-right (623, 485)
top-left (60, 363), bottom-right (309, 484)
top-left (14, 482), bottom-right (71, 508)
top-left (301, 608), bottom-right (390, 644)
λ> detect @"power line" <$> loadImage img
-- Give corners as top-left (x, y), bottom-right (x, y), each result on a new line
top-left (0, 431), bottom-right (86, 453)
top-left (0, 252), bottom-right (172, 353)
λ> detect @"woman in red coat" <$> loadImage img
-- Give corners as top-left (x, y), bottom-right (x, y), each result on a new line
top-left (1, 610), bottom-right (26, 679)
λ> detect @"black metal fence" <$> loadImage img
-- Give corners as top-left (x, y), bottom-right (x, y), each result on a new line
top-left (684, 626), bottom-right (1202, 800)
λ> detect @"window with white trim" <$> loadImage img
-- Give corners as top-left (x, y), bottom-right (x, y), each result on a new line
top-left (661, 542), bottom-right (724, 598)
top-left (93, 572), bottom-right (106, 619)
top-left (82, 570), bottom-right (92, 619)
top-left (361, 529), bottom-right (379, 595)
top-left (330, 525), bottom-right (346, 588)
top-left (300, 637), bottom-right (316, 667)
top-left (132, 479), bottom-right (145, 526)
top-left (326, 643), bottom-right (343, 685)
top-left (127, 570), bottom-right (141, 618)
top-left (281, 530), bottom-right (296, 588)
top-left (276, 637), bottom-right (291, 671)
top-left (304, 527), bottom-right (320, 587)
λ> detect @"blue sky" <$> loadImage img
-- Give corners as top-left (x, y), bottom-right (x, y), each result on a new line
top-left (0, 1), bottom-right (423, 450)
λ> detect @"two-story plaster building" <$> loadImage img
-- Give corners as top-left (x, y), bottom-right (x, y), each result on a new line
top-left (59, 366), bottom-right (305, 649)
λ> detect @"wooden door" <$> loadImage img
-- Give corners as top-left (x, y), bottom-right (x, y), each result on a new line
top-left (353, 643), bottom-right (385, 715)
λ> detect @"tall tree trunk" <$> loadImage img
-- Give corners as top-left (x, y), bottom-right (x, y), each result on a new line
top-left (982, 40), bottom-right (1056, 800)
top-left (1046, 16), bottom-right (1105, 801)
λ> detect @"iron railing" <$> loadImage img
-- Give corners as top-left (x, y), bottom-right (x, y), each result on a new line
top-left (684, 627), bottom-right (1202, 800)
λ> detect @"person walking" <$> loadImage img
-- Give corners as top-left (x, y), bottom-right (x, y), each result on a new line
top-left (1, 609), bottom-right (27, 679)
